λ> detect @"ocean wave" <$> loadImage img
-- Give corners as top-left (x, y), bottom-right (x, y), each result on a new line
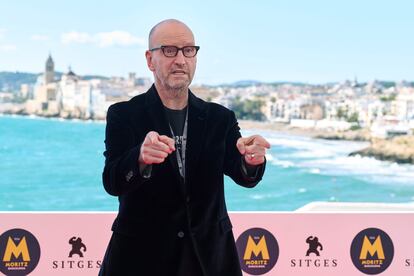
top-left (257, 130), bottom-right (414, 186)
top-left (290, 150), bottom-right (334, 159)
top-left (264, 153), bottom-right (274, 161)
top-left (299, 155), bottom-right (414, 185)
top-left (243, 130), bottom-right (369, 158)
top-left (270, 157), bottom-right (295, 168)
top-left (309, 168), bottom-right (321, 174)
top-left (298, 188), bottom-right (307, 193)
top-left (250, 193), bottom-right (282, 200)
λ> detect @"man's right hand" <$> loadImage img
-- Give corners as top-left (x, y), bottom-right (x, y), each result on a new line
top-left (139, 131), bottom-right (175, 165)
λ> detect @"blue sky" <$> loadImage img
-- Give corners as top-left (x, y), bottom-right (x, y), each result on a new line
top-left (0, 1), bottom-right (413, 84)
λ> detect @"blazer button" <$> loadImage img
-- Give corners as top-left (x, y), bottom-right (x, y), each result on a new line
top-left (177, 231), bottom-right (185, 238)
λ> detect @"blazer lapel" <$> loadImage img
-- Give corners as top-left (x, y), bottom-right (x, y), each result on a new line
top-left (185, 91), bottom-right (207, 184)
top-left (144, 85), bottom-right (184, 192)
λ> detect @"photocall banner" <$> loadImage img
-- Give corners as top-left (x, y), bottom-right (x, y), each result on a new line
top-left (0, 212), bottom-right (413, 275)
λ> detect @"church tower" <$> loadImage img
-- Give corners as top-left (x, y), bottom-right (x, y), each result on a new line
top-left (45, 54), bottom-right (55, 84)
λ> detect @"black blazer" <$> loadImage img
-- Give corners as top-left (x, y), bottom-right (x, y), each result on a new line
top-left (102, 85), bottom-right (266, 275)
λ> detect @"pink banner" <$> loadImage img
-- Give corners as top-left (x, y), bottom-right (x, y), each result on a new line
top-left (0, 212), bottom-right (413, 275)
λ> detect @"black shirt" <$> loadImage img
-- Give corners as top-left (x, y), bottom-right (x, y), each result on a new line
top-left (164, 106), bottom-right (187, 172)
top-left (164, 106), bottom-right (203, 275)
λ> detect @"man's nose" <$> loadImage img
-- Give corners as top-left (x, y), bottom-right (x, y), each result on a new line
top-left (173, 49), bottom-right (186, 65)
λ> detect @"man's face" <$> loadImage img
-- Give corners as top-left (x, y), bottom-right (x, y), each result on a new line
top-left (146, 22), bottom-right (197, 92)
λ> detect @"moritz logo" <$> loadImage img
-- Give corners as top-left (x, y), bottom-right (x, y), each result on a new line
top-left (236, 228), bottom-right (279, 275)
top-left (0, 228), bottom-right (41, 276)
top-left (350, 228), bottom-right (394, 275)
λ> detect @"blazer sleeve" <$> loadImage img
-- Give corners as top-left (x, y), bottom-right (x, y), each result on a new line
top-left (102, 105), bottom-right (149, 196)
top-left (223, 110), bottom-right (266, 188)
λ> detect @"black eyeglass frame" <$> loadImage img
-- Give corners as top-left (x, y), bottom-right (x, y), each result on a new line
top-left (149, 45), bottom-right (200, 57)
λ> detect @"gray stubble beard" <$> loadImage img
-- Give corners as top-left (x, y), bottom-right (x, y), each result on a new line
top-left (164, 76), bottom-right (191, 98)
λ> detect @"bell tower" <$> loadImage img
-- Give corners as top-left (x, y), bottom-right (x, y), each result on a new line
top-left (45, 53), bottom-right (55, 84)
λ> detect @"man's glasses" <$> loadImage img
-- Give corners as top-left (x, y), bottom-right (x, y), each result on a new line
top-left (149, 45), bottom-right (200, 58)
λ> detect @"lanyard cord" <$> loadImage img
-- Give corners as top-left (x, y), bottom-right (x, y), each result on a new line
top-left (168, 109), bottom-right (188, 179)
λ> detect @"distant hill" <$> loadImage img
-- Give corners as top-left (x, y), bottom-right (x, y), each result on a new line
top-left (0, 71), bottom-right (109, 92)
top-left (216, 80), bottom-right (308, 88)
top-left (0, 72), bottom-right (40, 92)
top-left (230, 80), bottom-right (263, 87)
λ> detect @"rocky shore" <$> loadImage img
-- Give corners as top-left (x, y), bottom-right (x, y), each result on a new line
top-left (312, 128), bottom-right (414, 165)
top-left (239, 120), bottom-right (414, 165)
top-left (349, 135), bottom-right (414, 164)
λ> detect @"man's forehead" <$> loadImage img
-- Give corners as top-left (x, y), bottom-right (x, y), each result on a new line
top-left (150, 21), bottom-right (194, 46)
top-left (156, 33), bottom-right (194, 46)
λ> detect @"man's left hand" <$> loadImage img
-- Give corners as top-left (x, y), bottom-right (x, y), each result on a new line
top-left (236, 135), bottom-right (271, 166)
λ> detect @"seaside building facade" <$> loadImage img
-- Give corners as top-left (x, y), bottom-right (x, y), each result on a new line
top-left (25, 55), bottom-right (151, 120)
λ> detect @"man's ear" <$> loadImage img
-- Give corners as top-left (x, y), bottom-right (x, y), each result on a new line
top-left (145, 50), bottom-right (155, 72)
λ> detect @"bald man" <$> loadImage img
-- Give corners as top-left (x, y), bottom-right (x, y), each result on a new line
top-left (99, 19), bottom-right (270, 276)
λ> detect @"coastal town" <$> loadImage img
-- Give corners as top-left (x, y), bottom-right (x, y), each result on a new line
top-left (1, 55), bottom-right (413, 163)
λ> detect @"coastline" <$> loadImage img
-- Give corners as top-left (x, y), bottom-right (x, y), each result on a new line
top-left (240, 119), bottom-right (414, 165)
top-left (0, 114), bottom-right (344, 138)
top-left (0, 112), bottom-right (106, 123)
top-left (2, 113), bottom-right (413, 164)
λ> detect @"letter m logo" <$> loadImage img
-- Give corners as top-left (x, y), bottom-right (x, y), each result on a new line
top-left (243, 235), bottom-right (270, 260)
top-left (3, 236), bottom-right (31, 262)
top-left (359, 235), bottom-right (385, 260)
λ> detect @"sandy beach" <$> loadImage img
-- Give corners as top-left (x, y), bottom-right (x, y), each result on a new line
top-left (239, 120), bottom-right (339, 138)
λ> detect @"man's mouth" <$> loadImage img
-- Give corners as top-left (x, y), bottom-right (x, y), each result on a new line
top-left (172, 70), bottom-right (186, 75)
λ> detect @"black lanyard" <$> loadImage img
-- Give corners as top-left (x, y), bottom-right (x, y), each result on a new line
top-left (168, 109), bottom-right (188, 178)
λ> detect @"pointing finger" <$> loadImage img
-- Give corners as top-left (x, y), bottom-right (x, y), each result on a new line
top-left (158, 135), bottom-right (176, 151)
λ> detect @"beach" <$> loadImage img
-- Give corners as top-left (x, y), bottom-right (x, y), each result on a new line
top-left (239, 120), bottom-right (333, 137)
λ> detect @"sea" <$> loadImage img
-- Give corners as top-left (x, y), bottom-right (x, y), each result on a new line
top-left (1, 114), bottom-right (414, 211)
